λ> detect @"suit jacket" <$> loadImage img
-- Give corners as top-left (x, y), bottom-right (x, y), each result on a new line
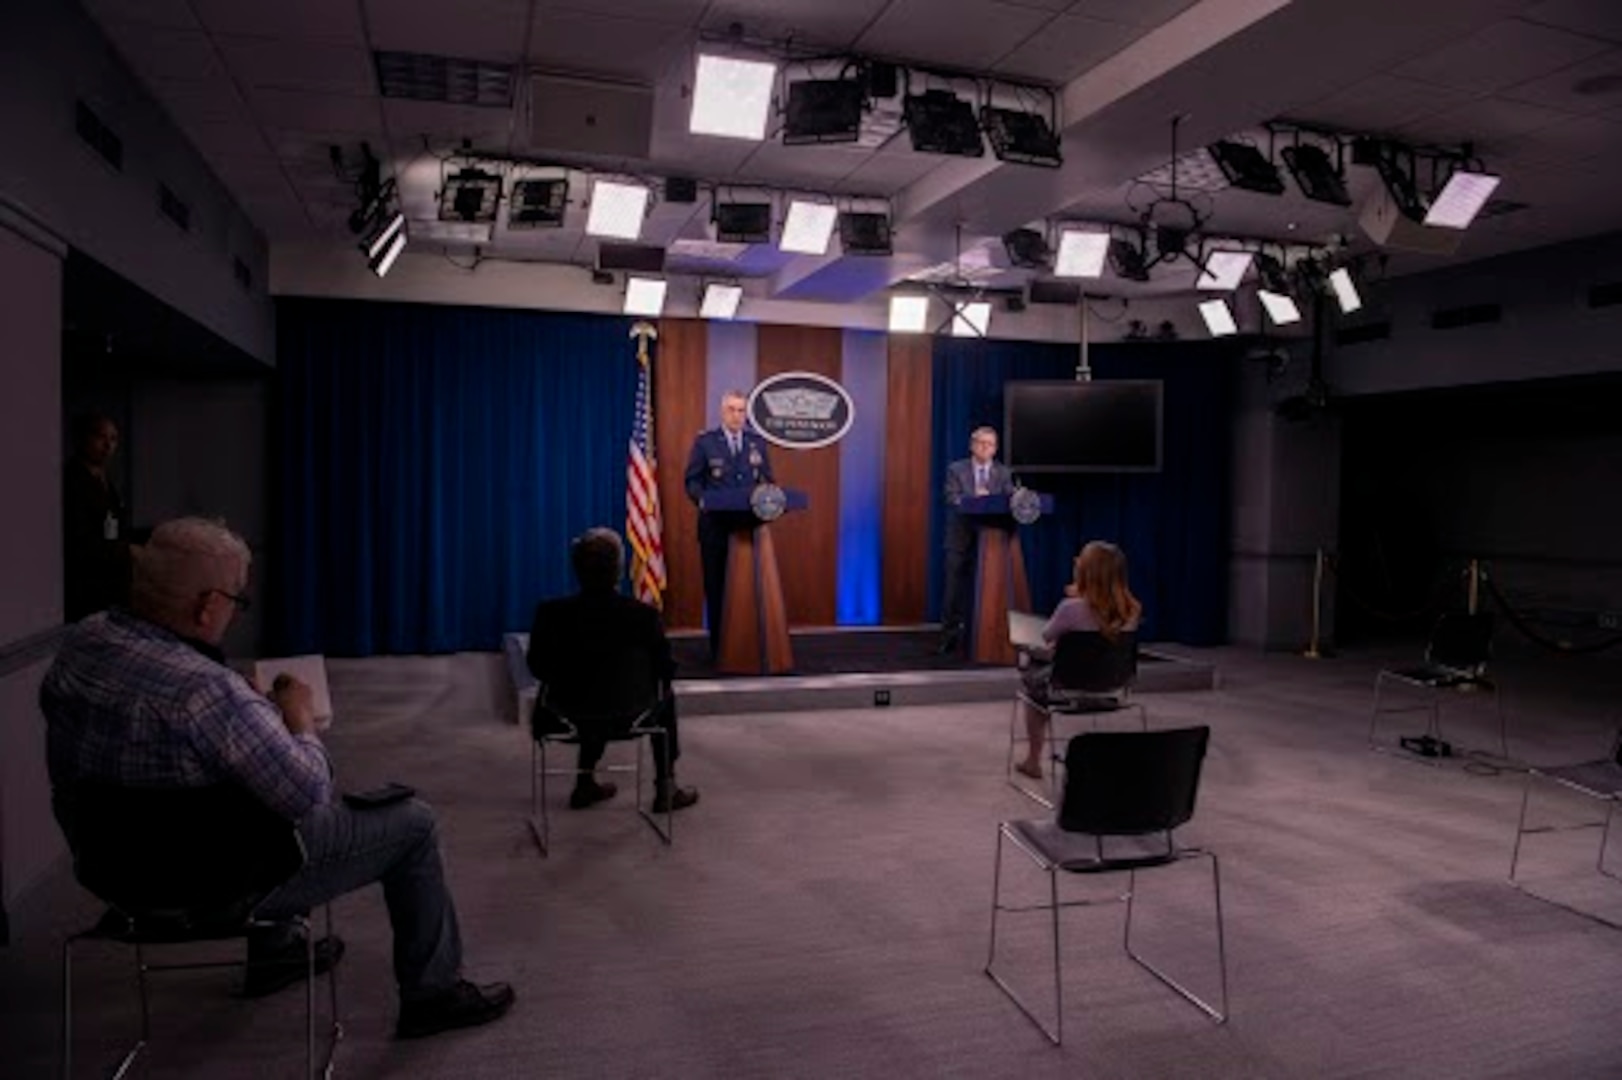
top-left (526, 589), bottom-right (674, 723)
top-left (684, 427), bottom-right (775, 508)
top-left (944, 457), bottom-right (1014, 552)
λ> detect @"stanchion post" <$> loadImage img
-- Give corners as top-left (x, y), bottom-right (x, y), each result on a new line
top-left (1467, 558), bottom-right (1481, 615)
top-left (1304, 547), bottom-right (1324, 659)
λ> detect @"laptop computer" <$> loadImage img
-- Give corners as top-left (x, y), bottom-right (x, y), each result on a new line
top-left (1007, 611), bottom-right (1048, 651)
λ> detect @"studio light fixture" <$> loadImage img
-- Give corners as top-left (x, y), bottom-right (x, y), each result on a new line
top-left (1001, 227), bottom-right (1051, 270)
top-left (888, 294), bottom-right (930, 333)
top-left (507, 177), bottom-right (569, 228)
top-left (1281, 142), bottom-right (1350, 206)
top-left (363, 209), bottom-right (406, 262)
top-left (783, 78), bottom-right (865, 145)
top-left (700, 282), bottom-right (743, 320)
top-left (1053, 229), bottom-right (1109, 278)
top-left (369, 225), bottom-right (406, 278)
top-left (1198, 298), bottom-right (1238, 337)
top-left (1109, 235), bottom-right (1152, 282)
top-left (1209, 140), bottom-right (1285, 195)
top-left (1328, 267), bottom-right (1363, 314)
top-left (690, 54), bottom-right (777, 140)
top-left (780, 200), bottom-right (838, 254)
top-left (439, 167), bottom-right (503, 223)
top-left (839, 211), bottom-right (893, 255)
top-left (1255, 254), bottom-right (1301, 325)
top-left (1197, 249), bottom-right (1253, 290)
top-left (950, 300), bottom-right (992, 338)
top-left (904, 89), bottom-right (984, 157)
top-left (623, 276), bottom-right (667, 317)
top-left (586, 179), bottom-right (650, 240)
top-left (713, 200), bottom-right (773, 245)
top-left (981, 106), bottom-right (1062, 168)
top-left (1424, 168), bottom-right (1501, 229)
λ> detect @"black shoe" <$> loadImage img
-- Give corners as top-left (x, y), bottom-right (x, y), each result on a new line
top-left (652, 785), bottom-right (699, 813)
top-left (936, 627), bottom-right (962, 655)
top-left (568, 779), bottom-right (618, 809)
top-left (396, 980), bottom-right (515, 1040)
top-left (241, 935), bottom-right (345, 998)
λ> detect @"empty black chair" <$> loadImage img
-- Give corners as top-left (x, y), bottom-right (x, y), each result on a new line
top-left (1369, 611), bottom-right (1507, 761)
top-left (1509, 726), bottom-right (1622, 926)
top-left (986, 726), bottom-right (1227, 1046)
top-left (60, 781), bottom-right (340, 1078)
top-left (528, 646), bottom-right (674, 856)
top-left (1009, 629), bottom-right (1147, 807)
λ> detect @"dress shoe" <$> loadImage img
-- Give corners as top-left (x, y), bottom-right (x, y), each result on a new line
top-left (396, 980), bottom-right (515, 1039)
top-left (568, 779), bottom-right (617, 809)
top-left (241, 934), bottom-right (345, 998)
top-left (936, 627), bottom-right (963, 655)
top-left (651, 785), bottom-right (699, 813)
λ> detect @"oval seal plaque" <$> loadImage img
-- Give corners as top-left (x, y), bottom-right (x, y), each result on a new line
top-left (746, 371), bottom-right (855, 450)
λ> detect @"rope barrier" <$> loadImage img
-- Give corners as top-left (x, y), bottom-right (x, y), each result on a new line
top-left (1323, 553), bottom-right (1458, 624)
top-left (1482, 570), bottom-right (1622, 656)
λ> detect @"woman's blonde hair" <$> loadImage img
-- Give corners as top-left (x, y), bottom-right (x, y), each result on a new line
top-left (1072, 540), bottom-right (1141, 639)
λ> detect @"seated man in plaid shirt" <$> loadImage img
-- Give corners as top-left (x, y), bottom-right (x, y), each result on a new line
top-left (40, 517), bottom-right (513, 1040)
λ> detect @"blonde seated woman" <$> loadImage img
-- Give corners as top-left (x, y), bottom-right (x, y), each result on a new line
top-left (1014, 540), bottom-right (1144, 780)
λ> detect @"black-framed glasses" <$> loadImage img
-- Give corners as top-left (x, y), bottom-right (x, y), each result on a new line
top-left (209, 588), bottom-right (252, 612)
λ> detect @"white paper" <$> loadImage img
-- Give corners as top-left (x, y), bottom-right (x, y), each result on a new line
top-left (254, 654), bottom-right (334, 729)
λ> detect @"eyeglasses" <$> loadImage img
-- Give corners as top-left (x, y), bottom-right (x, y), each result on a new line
top-left (208, 588), bottom-right (252, 612)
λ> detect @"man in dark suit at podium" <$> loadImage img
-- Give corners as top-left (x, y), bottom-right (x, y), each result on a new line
top-left (940, 426), bottom-right (1012, 653)
top-left (684, 389), bottom-right (775, 657)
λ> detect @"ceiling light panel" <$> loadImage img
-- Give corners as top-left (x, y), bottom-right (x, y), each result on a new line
top-left (1328, 268), bottom-right (1363, 313)
top-left (700, 283), bottom-right (743, 320)
top-left (1424, 170), bottom-right (1501, 229)
top-left (780, 201), bottom-right (838, 255)
top-left (951, 301), bottom-right (992, 338)
top-left (690, 54), bottom-right (777, 140)
top-left (1054, 231), bottom-right (1109, 278)
top-left (623, 276), bottom-right (667, 317)
top-left (1197, 250), bottom-right (1253, 290)
top-left (1258, 290), bottom-right (1302, 325)
top-left (889, 295), bottom-right (929, 333)
top-left (1199, 298), bottom-right (1238, 336)
top-left (586, 180), bottom-right (649, 240)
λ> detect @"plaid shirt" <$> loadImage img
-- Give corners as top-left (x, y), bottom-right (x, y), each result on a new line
top-left (40, 610), bottom-right (332, 829)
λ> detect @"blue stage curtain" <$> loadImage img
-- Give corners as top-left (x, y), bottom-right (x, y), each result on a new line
top-left (272, 299), bottom-right (638, 656)
top-left (929, 338), bottom-right (1235, 645)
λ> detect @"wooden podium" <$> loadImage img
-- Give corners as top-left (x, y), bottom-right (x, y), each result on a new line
top-left (959, 493), bottom-right (1054, 665)
top-left (701, 488), bottom-right (808, 675)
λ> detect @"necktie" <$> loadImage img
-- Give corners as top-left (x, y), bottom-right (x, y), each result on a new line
top-left (729, 433), bottom-right (740, 456)
top-left (976, 465), bottom-right (988, 494)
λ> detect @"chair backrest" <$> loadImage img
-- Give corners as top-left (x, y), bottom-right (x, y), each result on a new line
top-left (1049, 630), bottom-right (1139, 696)
top-left (1427, 612), bottom-right (1494, 671)
top-left (541, 645), bottom-right (661, 725)
top-left (1058, 726), bottom-right (1210, 836)
top-left (67, 782), bottom-right (304, 919)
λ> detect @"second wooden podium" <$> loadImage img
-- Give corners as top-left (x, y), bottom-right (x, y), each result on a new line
top-left (958, 492), bottom-right (1054, 665)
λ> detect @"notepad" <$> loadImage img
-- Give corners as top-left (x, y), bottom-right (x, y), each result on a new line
top-left (1007, 611), bottom-right (1049, 651)
top-left (253, 654), bottom-right (334, 730)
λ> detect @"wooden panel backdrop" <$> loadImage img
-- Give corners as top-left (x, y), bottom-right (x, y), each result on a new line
top-left (756, 324), bottom-right (841, 627)
top-left (653, 318), bottom-right (707, 629)
top-left (881, 335), bottom-right (934, 624)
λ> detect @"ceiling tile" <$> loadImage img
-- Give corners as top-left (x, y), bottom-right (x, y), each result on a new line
top-left (185, 120), bottom-right (279, 161)
top-left (540, 0), bottom-right (710, 26)
top-left (362, 0), bottom-right (533, 60)
top-left (1496, 112), bottom-right (1622, 165)
top-left (1499, 48), bottom-right (1622, 113)
top-left (81, 0), bottom-right (199, 30)
top-left (840, 150), bottom-right (943, 194)
top-left (151, 78), bottom-right (259, 129)
top-left (382, 100), bottom-right (521, 151)
top-left (994, 14), bottom-right (1145, 84)
top-left (1393, 18), bottom-right (1614, 94)
top-left (854, 0), bottom-right (1056, 72)
top-left (189, 0), bottom-right (366, 45)
top-left (527, 10), bottom-right (691, 84)
top-left (1067, 0), bottom-right (1198, 29)
top-left (1000, 0), bottom-right (1071, 12)
top-left (1301, 75), bottom-right (1475, 132)
top-left (698, 0), bottom-right (892, 48)
top-left (248, 87), bottom-right (384, 135)
top-left (1521, 0), bottom-right (1622, 44)
top-left (216, 37), bottom-right (375, 96)
top-left (1395, 97), bottom-right (1577, 149)
top-left (100, 25), bottom-right (224, 85)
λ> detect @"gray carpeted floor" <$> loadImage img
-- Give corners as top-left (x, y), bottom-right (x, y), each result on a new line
top-left (5, 645), bottom-right (1622, 1078)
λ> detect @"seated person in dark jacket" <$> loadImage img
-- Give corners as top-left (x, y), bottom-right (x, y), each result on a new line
top-left (527, 528), bottom-right (699, 812)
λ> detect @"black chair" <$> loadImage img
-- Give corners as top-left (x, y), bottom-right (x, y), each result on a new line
top-left (528, 648), bottom-right (675, 857)
top-left (1508, 727), bottom-right (1622, 926)
top-left (1009, 630), bottom-right (1148, 808)
top-left (1369, 611), bottom-right (1508, 761)
top-left (985, 726), bottom-right (1227, 1046)
top-left (60, 782), bottom-right (340, 1079)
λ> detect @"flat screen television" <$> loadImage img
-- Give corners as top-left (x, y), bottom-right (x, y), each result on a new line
top-left (1004, 379), bottom-right (1163, 473)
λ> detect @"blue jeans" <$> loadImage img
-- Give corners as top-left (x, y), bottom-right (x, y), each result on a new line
top-left (254, 797), bottom-right (463, 1001)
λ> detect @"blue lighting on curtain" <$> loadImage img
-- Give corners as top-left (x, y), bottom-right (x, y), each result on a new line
top-left (928, 338), bottom-right (1235, 645)
top-left (272, 299), bottom-right (639, 656)
top-left (837, 330), bottom-right (887, 625)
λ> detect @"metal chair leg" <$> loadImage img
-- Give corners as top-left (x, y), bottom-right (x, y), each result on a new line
top-left (1509, 773), bottom-right (1534, 883)
top-left (1598, 800), bottom-right (1619, 882)
top-left (1123, 851), bottom-right (1229, 1024)
top-left (321, 905), bottom-right (342, 1080)
top-left (983, 826), bottom-right (1063, 1046)
top-left (529, 738), bottom-right (551, 857)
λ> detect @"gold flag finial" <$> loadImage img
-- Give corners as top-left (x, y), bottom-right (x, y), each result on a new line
top-left (630, 320), bottom-right (657, 361)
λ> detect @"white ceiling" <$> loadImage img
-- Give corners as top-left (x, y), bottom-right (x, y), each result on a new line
top-left (81, 0), bottom-right (1622, 302)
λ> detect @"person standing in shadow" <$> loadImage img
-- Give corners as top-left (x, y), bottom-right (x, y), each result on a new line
top-left (939, 425), bottom-right (1012, 654)
top-left (63, 412), bottom-right (131, 621)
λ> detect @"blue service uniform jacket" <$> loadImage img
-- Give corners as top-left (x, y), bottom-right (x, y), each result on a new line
top-left (684, 428), bottom-right (775, 506)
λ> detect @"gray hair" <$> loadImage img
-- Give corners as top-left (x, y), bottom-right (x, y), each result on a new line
top-left (570, 527), bottom-right (624, 591)
top-left (720, 389), bottom-right (749, 406)
top-left (129, 517), bottom-right (251, 618)
top-left (971, 426), bottom-right (998, 441)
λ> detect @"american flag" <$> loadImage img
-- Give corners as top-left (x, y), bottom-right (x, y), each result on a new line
top-left (626, 338), bottom-right (667, 608)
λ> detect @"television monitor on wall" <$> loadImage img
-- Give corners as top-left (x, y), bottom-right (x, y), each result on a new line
top-left (1004, 379), bottom-right (1163, 473)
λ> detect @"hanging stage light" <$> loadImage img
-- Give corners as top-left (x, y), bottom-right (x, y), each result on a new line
top-left (1209, 140), bottom-right (1285, 195)
top-left (1281, 142), bottom-right (1350, 206)
top-left (1254, 254), bottom-right (1301, 325)
top-left (981, 106), bottom-right (1062, 168)
top-left (904, 89), bottom-right (984, 157)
